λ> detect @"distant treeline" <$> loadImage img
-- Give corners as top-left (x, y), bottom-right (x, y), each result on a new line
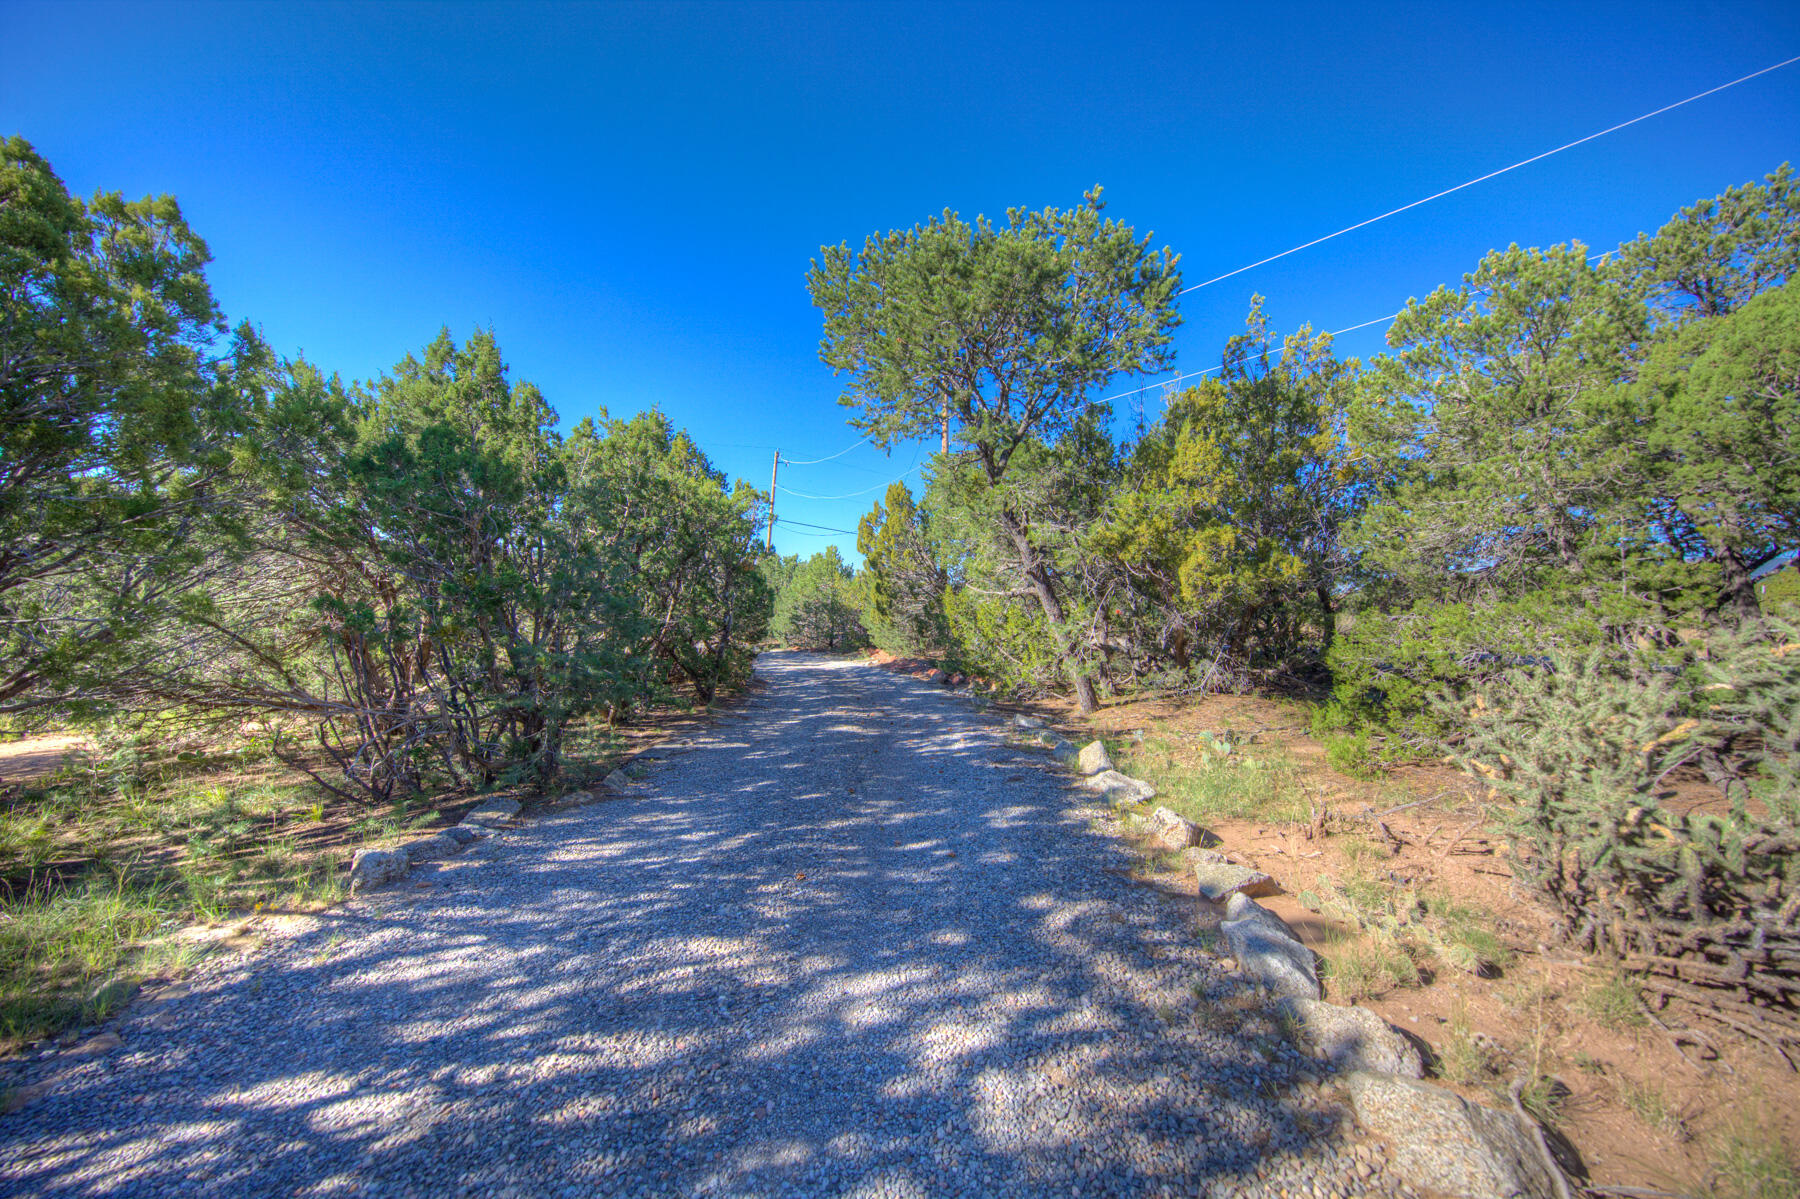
top-left (1, 137), bottom-right (771, 799)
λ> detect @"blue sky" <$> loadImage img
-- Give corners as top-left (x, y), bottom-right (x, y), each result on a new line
top-left (4, 0), bottom-right (1798, 559)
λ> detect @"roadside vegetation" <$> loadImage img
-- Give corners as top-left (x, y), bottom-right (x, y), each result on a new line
top-left (1, 137), bottom-right (771, 1047)
top-left (5, 127), bottom-right (1796, 1187)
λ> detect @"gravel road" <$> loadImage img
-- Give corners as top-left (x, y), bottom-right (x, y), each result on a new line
top-left (1, 653), bottom-right (1395, 1198)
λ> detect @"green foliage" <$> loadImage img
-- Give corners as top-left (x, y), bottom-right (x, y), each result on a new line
top-left (1333, 166), bottom-right (1799, 734)
top-left (856, 483), bottom-right (949, 655)
top-left (809, 187), bottom-right (1180, 712)
top-left (1322, 730), bottom-right (1381, 780)
top-left (1099, 300), bottom-right (1365, 680)
top-left (770, 546), bottom-right (868, 651)
top-left (0, 137), bottom-right (267, 718)
top-left (1431, 620), bottom-right (1800, 1049)
top-left (1759, 565), bottom-right (1800, 612)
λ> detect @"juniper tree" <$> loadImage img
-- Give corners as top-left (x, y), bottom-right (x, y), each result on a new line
top-left (808, 188), bottom-right (1180, 713)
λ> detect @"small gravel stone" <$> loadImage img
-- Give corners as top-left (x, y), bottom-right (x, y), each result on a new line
top-left (0, 652), bottom-right (1378, 1199)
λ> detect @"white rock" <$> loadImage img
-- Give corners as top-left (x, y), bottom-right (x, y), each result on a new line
top-left (463, 797), bottom-right (522, 825)
top-left (1145, 805), bottom-right (1203, 851)
top-left (1012, 714), bottom-right (1046, 730)
top-left (1193, 861), bottom-right (1279, 902)
top-left (1346, 1071), bottom-right (1558, 1199)
top-left (1084, 769), bottom-right (1156, 803)
top-left (1218, 893), bottom-right (1320, 999)
top-left (1076, 740), bottom-right (1113, 775)
top-left (349, 847), bottom-right (410, 893)
top-left (403, 833), bottom-right (461, 864)
top-left (1278, 997), bottom-right (1423, 1078)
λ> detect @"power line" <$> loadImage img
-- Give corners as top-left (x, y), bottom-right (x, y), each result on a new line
top-left (778, 459), bottom-right (924, 501)
top-left (780, 435), bottom-right (872, 465)
top-left (777, 518), bottom-right (859, 535)
top-left (1180, 52), bottom-right (1800, 296)
top-left (1111, 250), bottom-right (1616, 403)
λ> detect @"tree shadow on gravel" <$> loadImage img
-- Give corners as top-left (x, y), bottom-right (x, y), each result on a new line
top-left (0, 654), bottom-right (1339, 1199)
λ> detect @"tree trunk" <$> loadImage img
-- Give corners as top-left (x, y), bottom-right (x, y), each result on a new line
top-left (1717, 547), bottom-right (1764, 620)
top-left (1316, 583), bottom-right (1336, 659)
top-left (998, 509), bottom-right (1098, 714)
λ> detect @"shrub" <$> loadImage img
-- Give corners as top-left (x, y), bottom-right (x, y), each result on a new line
top-left (1432, 619), bottom-right (1800, 1060)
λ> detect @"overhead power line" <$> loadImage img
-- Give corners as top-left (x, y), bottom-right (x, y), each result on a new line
top-left (780, 435), bottom-right (872, 465)
top-left (774, 514), bottom-right (856, 532)
top-left (778, 459), bottom-right (924, 501)
top-left (1113, 251), bottom-right (1616, 403)
top-left (1180, 52), bottom-right (1800, 295)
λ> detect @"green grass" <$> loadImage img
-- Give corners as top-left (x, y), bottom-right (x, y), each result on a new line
top-left (1296, 865), bottom-right (1510, 999)
top-left (1112, 733), bottom-right (1313, 825)
top-left (1, 713), bottom-right (645, 1050)
top-left (1579, 970), bottom-right (1648, 1030)
top-left (1439, 1001), bottom-right (1502, 1085)
top-left (0, 730), bottom-right (424, 1048)
top-left (1711, 1112), bottom-right (1800, 1199)
top-left (1615, 1074), bottom-right (1682, 1136)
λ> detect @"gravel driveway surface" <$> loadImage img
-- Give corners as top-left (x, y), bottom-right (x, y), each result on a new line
top-left (1, 653), bottom-right (1389, 1198)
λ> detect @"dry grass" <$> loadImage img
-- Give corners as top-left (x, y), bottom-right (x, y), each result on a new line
top-left (0, 715), bottom-right (644, 1051)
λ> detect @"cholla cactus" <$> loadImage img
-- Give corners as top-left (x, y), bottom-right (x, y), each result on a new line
top-left (1436, 618), bottom-right (1800, 1059)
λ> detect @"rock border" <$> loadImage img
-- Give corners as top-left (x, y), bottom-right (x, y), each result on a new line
top-left (969, 686), bottom-right (1569, 1199)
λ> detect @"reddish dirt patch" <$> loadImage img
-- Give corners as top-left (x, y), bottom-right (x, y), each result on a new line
top-left (924, 673), bottom-right (1799, 1195)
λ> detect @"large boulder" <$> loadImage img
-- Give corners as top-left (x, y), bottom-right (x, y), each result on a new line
top-left (1193, 861), bottom-right (1279, 902)
top-left (1145, 805), bottom-right (1203, 851)
top-left (403, 833), bottom-right (462, 864)
top-left (1218, 893), bottom-right (1320, 999)
top-left (1076, 740), bottom-right (1113, 775)
top-left (1346, 1071), bottom-right (1558, 1199)
top-left (348, 848), bottom-right (410, 894)
top-left (1278, 997), bottom-right (1423, 1078)
top-left (1085, 770), bottom-right (1156, 803)
top-left (463, 797), bottom-right (522, 826)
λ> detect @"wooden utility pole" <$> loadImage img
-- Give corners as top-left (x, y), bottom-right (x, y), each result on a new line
top-left (767, 449), bottom-right (779, 550)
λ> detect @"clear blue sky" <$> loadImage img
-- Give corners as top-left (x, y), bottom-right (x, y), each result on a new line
top-left (4, 0), bottom-right (1798, 560)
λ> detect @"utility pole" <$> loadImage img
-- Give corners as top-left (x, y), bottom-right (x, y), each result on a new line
top-left (767, 449), bottom-right (779, 550)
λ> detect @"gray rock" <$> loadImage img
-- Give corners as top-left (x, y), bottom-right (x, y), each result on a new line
top-left (404, 833), bottom-right (462, 864)
top-left (348, 847), bottom-right (410, 893)
top-left (557, 789), bottom-right (597, 807)
top-left (1278, 997), bottom-right (1423, 1078)
top-left (1084, 769), bottom-right (1156, 803)
top-left (1346, 1071), bottom-right (1557, 1199)
top-left (1219, 894), bottom-right (1319, 999)
top-left (1145, 805), bottom-right (1203, 851)
top-left (602, 768), bottom-right (633, 790)
top-left (1076, 740), bottom-right (1113, 775)
top-left (1049, 739), bottom-right (1079, 767)
top-left (463, 796), bottom-right (522, 825)
top-left (1181, 846), bottom-right (1228, 867)
top-left (442, 824), bottom-right (482, 845)
top-left (1012, 714), bottom-right (1046, 730)
top-left (1193, 861), bottom-right (1279, 902)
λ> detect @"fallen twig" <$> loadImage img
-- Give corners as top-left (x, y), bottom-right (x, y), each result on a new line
top-left (1509, 1077), bottom-right (1574, 1199)
top-left (1375, 790), bottom-right (1450, 818)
